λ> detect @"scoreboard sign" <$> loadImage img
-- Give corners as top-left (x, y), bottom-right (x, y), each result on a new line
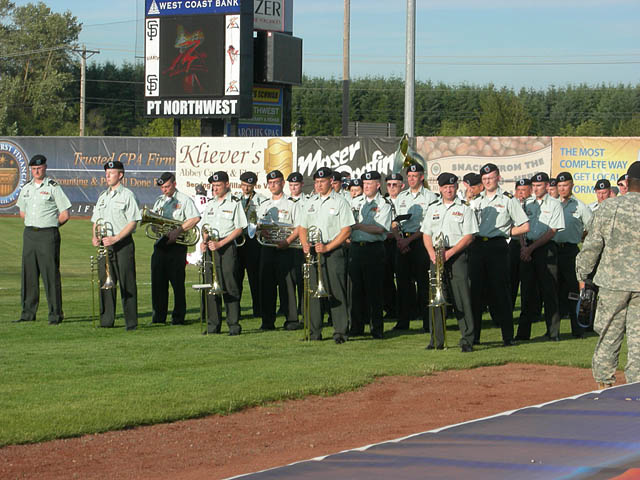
top-left (144, 0), bottom-right (253, 118)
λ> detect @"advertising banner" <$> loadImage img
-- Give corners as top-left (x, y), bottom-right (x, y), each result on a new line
top-left (227, 85), bottom-right (283, 137)
top-left (254, 0), bottom-right (293, 33)
top-left (415, 136), bottom-right (552, 192)
top-left (0, 137), bottom-right (176, 217)
top-left (175, 136), bottom-right (296, 196)
top-left (551, 137), bottom-right (638, 204)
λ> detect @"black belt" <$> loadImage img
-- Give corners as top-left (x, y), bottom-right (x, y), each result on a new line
top-left (353, 241), bottom-right (384, 247)
top-left (402, 231), bottom-right (418, 238)
top-left (556, 242), bottom-right (578, 248)
top-left (25, 226), bottom-right (58, 232)
top-left (476, 236), bottom-right (506, 243)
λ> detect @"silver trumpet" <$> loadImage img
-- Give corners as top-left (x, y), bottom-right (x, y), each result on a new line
top-left (428, 232), bottom-right (448, 348)
top-left (308, 225), bottom-right (330, 299)
top-left (95, 218), bottom-right (114, 290)
top-left (201, 224), bottom-right (224, 296)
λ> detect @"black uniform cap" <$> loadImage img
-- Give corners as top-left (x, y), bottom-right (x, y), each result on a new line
top-left (480, 163), bottom-right (499, 176)
top-left (267, 170), bottom-right (284, 180)
top-left (386, 173), bottom-right (403, 182)
top-left (406, 163), bottom-right (424, 173)
top-left (287, 172), bottom-right (303, 183)
top-left (209, 171), bottom-right (229, 183)
top-left (349, 179), bottom-right (362, 188)
top-left (549, 178), bottom-right (558, 187)
top-left (156, 172), bottom-right (175, 186)
top-left (239, 171), bottom-right (257, 184)
top-left (515, 178), bottom-right (532, 187)
top-left (29, 154), bottom-right (47, 166)
top-left (437, 172), bottom-right (458, 186)
top-left (618, 173), bottom-right (629, 184)
top-left (104, 160), bottom-right (125, 171)
top-left (362, 171), bottom-right (381, 181)
top-left (463, 172), bottom-right (482, 186)
top-left (594, 179), bottom-right (611, 190)
top-left (556, 172), bottom-right (573, 183)
top-left (313, 167), bottom-right (333, 179)
top-left (532, 172), bottom-right (550, 183)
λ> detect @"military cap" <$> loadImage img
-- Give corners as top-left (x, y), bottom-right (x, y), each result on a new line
top-left (331, 171), bottom-right (344, 181)
top-left (515, 178), bottom-right (532, 187)
top-left (406, 163), bottom-right (424, 173)
top-left (195, 184), bottom-right (207, 195)
top-left (104, 160), bottom-right (125, 171)
top-left (287, 172), bottom-right (303, 183)
top-left (594, 179), bottom-right (611, 190)
top-left (208, 171), bottom-right (229, 183)
top-left (618, 173), bottom-right (629, 184)
top-left (362, 171), bottom-right (381, 181)
top-left (463, 172), bottom-right (482, 186)
top-left (532, 172), bottom-right (550, 183)
top-left (266, 170), bottom-right (284, 180)
top-left (628, 162), bottom-right (640, 179)
top-left (556, 172), bottom-right (573, 183)
top-left (349, 179), bottom-right (362, 189)
top-left (313, 167), bottom-right (333, 179)
top-left (156, 172), bottom-right (175, 186)
top-left (549, 178), bottom-right (558, 187)
top-left (480, 163), bottom-right (499, 176)
top-left (386, 173), bottom-right (403, 182)
top-left (437, 172), bottom-right (458, 186)
top-left (239, 171), bottom-right (258, 184)
top-left (29, 154), bottom-right (47, 166)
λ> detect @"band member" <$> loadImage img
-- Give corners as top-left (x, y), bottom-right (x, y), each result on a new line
top-left (257, 170), bottom-right (302, 331)
top-left (186, 184), bottom-right (211, 266)
top-left (298, 167), bottom-right (354, 343)
top-left (15, 154), bottom-right (71, 324)
top-left (348, 178), bottom-right (364, 203)
top-left (348, 171), bottom-right (392, 339)
top-left (548, 177), bottom-right (559, 199)
top-left (287, 172), bottom-right (307, 315)
top-left (382, 173), bottom-right (405, 320)
top-left (589, 179), bottom-right (611, 212)
top-left (422, 173), bottom-right (478, 351)
top-left (149, 172), bottom-right (200, 325)
top-left (91, 161), bottom-right (142, 330)
top-left (393, 163), bottom-right (438, 331)
top-left (331, 171), bottom-right (351, 201)
top-left (238, 171), bottom-right (267, 317)
top-left (517, 172), bottom-right (565, 341)
top-left (553, 172), bottom-right (593, 338)
top-left (459, 172), bottom-right (483, 208)
top-left (200, 171), bottom-right (247, 335)
top-left (617, 174), bottom-right (629, 195)
top-left (469, 163), bottom-right (529, 346)
top-left (510, 178), bottom-right (534, 309)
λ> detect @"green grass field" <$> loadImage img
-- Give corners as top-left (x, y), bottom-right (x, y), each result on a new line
top-left (0, 217), bottom-right (617, 447)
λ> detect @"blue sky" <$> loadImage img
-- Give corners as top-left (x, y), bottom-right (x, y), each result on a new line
top-left (13, 0), bottom-right (640, 89)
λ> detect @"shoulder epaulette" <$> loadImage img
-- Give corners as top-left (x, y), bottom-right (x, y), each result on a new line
top-left (503, 191), bottom-right (514, 199)
top-left (231, 195), bottom-right (240, 202)
top-left (49, 179), bottom-right (58, 186)
top-left (428, 199), bottom-right (440, 207)
top-left (289, 196), bottom-right (299, 203)
top-left (462, 200), bottom-right (470, 206)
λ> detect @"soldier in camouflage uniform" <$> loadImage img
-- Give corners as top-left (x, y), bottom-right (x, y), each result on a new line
top-left (576, 162), bottom-right (640, 388)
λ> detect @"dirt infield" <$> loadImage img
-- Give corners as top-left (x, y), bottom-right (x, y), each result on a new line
top-left (0, 364), bottom-right (618, 480)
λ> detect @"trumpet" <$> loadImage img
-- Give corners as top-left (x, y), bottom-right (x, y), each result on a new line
top-left (201, 224), bottom-right (224, 296)
top-left (428, 232), bottom-right (448, 348)
top-left (95, 218), bottom-right (114, 290)
top-left (256, 220), bottom-right (302, 248)
top-left (140, 207), bottom-right (200, 246)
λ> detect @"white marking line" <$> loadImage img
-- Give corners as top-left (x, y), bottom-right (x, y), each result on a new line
top-left (224, 382), bottom-right (637, 480)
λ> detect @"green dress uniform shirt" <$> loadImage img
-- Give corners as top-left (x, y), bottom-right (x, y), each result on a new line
top-left (477, 187), bottom-right (529, 238)
top-left (299, 190), bottom-right (355, 243)
top-left (553, 196), bottom-right (593, 244)
top-left (351, 192), bottom-right (392, 243)
top-left (395, 186), bottom-right (439, 233)
top-left (257, 195), bottom-right (301, 226)
top-left (421, 197), bottom-right (479, 248)
top-left (524, 194), bottom-right (565, 242)
top-left (201, 192), bottom-right (248, 238)
top-left (17, 177), bottom-right (71, 228)
top-left (91, 184), bottom-right (142, 236)
top-left (152, 189), bottom-right (200, 222)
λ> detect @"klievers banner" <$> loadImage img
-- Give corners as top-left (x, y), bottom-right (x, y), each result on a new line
top-left (0, 137), bottom-right (175, 217)
top-left (175, 136), bottom-right (297, 196)
top-left (551, 137), bottom-right (639, 204)
top-left (415, 136), bottom-right (552, 192)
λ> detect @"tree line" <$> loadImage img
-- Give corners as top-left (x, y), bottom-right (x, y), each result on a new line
top-left (1, 1), bottom-right (639, 138)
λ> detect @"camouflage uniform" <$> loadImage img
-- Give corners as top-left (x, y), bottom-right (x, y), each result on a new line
top-left (576, 192), bottom-right (640, 384)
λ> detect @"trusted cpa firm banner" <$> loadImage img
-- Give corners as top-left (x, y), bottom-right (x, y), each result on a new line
top-left (552, 137), bottom-right (639, 205)
top-left (0, 137), bottom-right (175, 217)
top-left (175, 136), bottom-right (297, 196)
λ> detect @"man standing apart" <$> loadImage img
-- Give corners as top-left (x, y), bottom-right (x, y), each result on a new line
top-left (150, 172), bottom-right (200, 325)
top-left (518, 172), bottom-right (565, 341)
top-left (257, 170), bottom-right (302, 331)
top-left (91, 161), bottom-right (141, 330)
top-left (554, 172), bottom-right (592, 338)
top-left (589, 179), bottom-right (611, 212)
top-left (510, 178), bottom-right (534, 309)
top-left (298, 167), bottom-right (354, 343)
top-left (470, 163), bottom-right (529, 346)
top-left (16, 154), bottom-right (71, 324)
top-left (576, 162), bottom-right (640, 388)
top-left (200, 171), bottom-right (247, 335)
top-left (394, 164), bottom-right (438, 331)
top-left (348, 171), bottom-right (392, 339)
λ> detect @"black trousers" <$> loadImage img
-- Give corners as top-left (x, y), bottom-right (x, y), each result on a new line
top-left (308, 248), bottom-right (348, 340)
top-left (557, 243), bottom-right (582, 336)
top-left (151, 239), bottom-right (187, 324)
top-left (238, 236), bottom-right (261, 317)
top-left (428, 251), bottom-right (474, 348)
top-left (509, 238), bottom-right (522, 309)
top-left (383, 238), bottom-right (398, 316)
top-left (469, 237), bottom-right (514, 344)
top-left (518, 241), bottom-right (560, 340)
top-left (396, 236), bottom-right (429, 330)
top-left (204, 244), bottom-right (242, 334)
top-left (259, 247), bottom-right (298, 328)
top-left (99, 235), bottom-right (138, 330)
top-left (349, 242), bottom-right (385, 337)
top-left (21, 226), bottom-right (63, 323)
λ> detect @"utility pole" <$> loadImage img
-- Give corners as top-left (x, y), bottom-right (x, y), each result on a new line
top-left (74, 45), bottom-right (100, 137)
top-left (342, 0), bottom-right (350, 136)
top-left (404, 0), bottom-right (416, 137)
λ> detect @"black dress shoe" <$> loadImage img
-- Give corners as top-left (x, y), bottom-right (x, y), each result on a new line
top-left (48, 321), bottom-right (61, 325)
top-left (13, 318), bottom-right (33, 323)
top-left (372, 332), bottom-right (384, 339)
top-left (426, 344), bottom-right (444, 350)
top-left (260, 324), bottom-right (276, 331)
top-left (284, 321), bottom-right (303, 331)
top-left (461, 344), bottom-right (473, 353)
top-left (334, 336), bottom-right (346, 344)
top-left (550, 336), bottom-right (560, 342)
top-left (503, 340), bottom-right (516, 347)
top-left (392, 323), bottom-right (409, 331)
top-left (472, 340), bottom-right (481, 345)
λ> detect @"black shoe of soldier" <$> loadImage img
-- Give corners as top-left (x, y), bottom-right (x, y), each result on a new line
top-left (461, 344), bottom-right (473, 353)
top-left (372, 332), bottom-right (384, 339)
top-left (392, 323), bottom-right (409, 331)
top-left (503, 339), bottom-right (516, 347)
top-left (260, 323), bottom-right (276, 331)
top-left (334, 335), bottom-right (346, 344)
top-left (284, 321), bottom-right (303, 331)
